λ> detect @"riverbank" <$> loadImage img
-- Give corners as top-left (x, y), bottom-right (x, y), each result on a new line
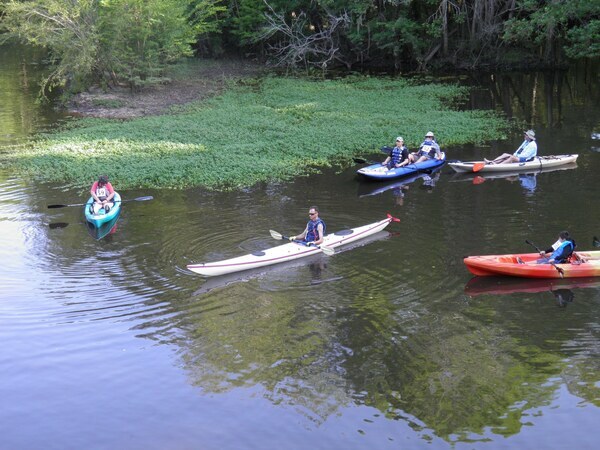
top-left (1, 73), bottom-right (512, 191)
top-left (67, 59), bottom-right (264, 119)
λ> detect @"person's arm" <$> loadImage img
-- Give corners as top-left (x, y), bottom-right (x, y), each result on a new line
top-left (519, 142), bottom-right (537, 160)
top-left (397, 148), bottom-right (410, 167)
top-left (292, 225), bottom-right (308, 241)
top-left (431, 141), bottom-right (441, 158)
top-left (90, 182), bottom-right (100, 202)
top-left (382, 156), bottom-right (391, 166)
top-left (312, 223), bottom-right (324, 245)
top-left (105, 182), bottom-right (115, 201)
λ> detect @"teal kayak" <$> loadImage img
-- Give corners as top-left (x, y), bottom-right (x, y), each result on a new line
top-left (84, 192), bottom-right (121, 228)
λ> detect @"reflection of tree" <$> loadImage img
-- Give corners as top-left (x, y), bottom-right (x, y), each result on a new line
top-left (175, 277), bottom-right (600, 443)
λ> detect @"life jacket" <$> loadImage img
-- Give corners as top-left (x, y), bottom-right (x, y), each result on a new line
top-left (419, 140), bottom-right (435, 158)
top-left (95, 185), bottom-right (110, 201)
top-left (551, 240), bottom-right (575, 264)
top-left (306, 218), bottom-right (326, 242)
top-left (390, 146), bottom-right (407, 166)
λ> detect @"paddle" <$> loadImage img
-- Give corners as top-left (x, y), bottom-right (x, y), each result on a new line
top-left (48, 222), bottom-right (69, 229)
top-left (353, 157), bottom-right (379, 165)
top-left (269, 230), bottom-right (335, 256)
top-left (525, 239), bottom-right (564, 277)
top-left (593, 236), bottom-right (600, 248)
top-left (472, 162), bottom-right (486, 172)
top-left (48, 196), bottom-right (154, 209)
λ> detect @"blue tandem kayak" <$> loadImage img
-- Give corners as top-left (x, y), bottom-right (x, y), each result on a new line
top-left (357, 152), bottom-right (446, 180)
top-left (84, 192), bottom-right (121, 228)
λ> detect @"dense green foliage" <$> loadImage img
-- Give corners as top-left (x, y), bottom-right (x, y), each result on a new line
top-left (0, 75), bottom-right (510, 190)
top-left (2, 1), bottom-right (599, 94)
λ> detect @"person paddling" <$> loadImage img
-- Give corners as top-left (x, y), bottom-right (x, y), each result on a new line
top-left (90, 175), bottom-right (115, 214)
top-left (536, 231), bottom-right (575, 264)
top-left (291, 206), bottom-right (326, 246)
top-left (485, 130), bottom-right (537, 165)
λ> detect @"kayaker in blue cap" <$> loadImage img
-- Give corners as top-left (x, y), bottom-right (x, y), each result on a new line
top-left (382, 136), bottom-right (410, 169)
top-left (485, 129), bottom-right (538, 165)
top-left (291, 206), bottom-right (326, 246)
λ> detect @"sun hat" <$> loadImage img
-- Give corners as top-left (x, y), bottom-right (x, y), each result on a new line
top-left (524, 129), bottom-right (536, 140)
top-left (396, 136), bottom-right (404, 141)
top-left (425, 131), bottom-right (434, 137)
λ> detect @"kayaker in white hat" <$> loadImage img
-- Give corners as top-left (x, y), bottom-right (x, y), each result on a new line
top-left (485, 129), bottom-right (538, 165)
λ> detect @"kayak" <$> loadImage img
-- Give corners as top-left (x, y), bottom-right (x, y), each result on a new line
top-left (187, 215), bottom-right (399, 277)
top-left (358, 168), bottom-right (442, 198)
top-left (464, 251), bottom-right (600, 278)
top-left (449, 154), bottom-right (578, 173)
top-left (357, 153), bottom-right (446, 180)
top-left (449, 163), bottom-right (577, 183)
top-left (84, 192), bottom-right (121, 228)
top-left (464, 276), bottom-right (600, 296)
top-left (86, 214), bottom-right (120, 240)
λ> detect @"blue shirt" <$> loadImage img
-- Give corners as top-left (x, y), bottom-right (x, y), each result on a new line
top-left (513, 140), bottom-right (537, 162)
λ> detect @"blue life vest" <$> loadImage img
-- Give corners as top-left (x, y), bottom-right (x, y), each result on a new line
top-left (390, 146), bottom-right (407, 165)
top-left (306, 218), bottom-right (326, 242)
top-left (551, 240), bottom-right (574, 263)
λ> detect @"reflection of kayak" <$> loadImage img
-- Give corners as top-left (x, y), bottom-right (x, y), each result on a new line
top-left (449, 154), bottom-right (578, 173)
top-left (464, 276), bottom-right (600, 296)
top-left (357, 153), bottom-right (445, 180)
top-left (86, 214), bottom-right (120, 240)
top-left (188, 216), bottom-right (398, 277)
top-left (449, 163), bottom-right (577, 182)
top-left (464, 251), bottom-right (600, 278)
top-left (84, 192), bottom-right (121, 227)
top-left (357, 168), bottom-right (441, 197)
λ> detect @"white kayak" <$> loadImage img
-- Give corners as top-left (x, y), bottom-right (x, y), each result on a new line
top-left (187, 215), bottom-right (399, 277)
top-left (448, 154), bottom-right (578, 173)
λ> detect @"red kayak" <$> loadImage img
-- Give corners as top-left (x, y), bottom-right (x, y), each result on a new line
top-left (463, 251), bottom-right (600, 278)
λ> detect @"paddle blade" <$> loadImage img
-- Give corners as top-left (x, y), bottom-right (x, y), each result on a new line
top-left (353, 157), bottom-right (368, 164)
top-left (47, 203), bottom-right (83, 209)
top-left (132, 196), bottom-right (153, 202)
top-left (269, 229), bottom-right (284, 240)
top-left (472, 176), bottom-right (486, 185)
top-left (320, 245), bottom-right (335, 256)
top-left (472, 162), bottom-right (486, 172)
top-left (49, 222), bottom-right (69, 229)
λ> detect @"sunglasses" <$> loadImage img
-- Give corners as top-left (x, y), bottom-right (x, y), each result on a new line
top-left (309, 212), bottom-right (317, 216)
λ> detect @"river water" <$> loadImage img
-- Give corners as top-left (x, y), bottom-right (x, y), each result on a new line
top-left (1, 45), bottom-right (599, 449)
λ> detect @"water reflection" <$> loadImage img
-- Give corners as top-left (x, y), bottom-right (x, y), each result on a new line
top-left (465, 276), bottom-right (600, 299)
top-left (357, 168), bottom-right (443, 206)
top-left (2, 49), bottom-right (600, 448)
top-left (450, 163), bottom-right (578, 196)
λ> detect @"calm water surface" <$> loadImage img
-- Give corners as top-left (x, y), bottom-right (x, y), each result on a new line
top-left (1, 47), bottom-right (599, 449)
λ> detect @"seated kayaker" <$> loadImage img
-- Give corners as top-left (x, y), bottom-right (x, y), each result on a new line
top-left (90, 175), bottom-right (115, 214)
top-left (410, 131), bottom-right (442, 163)
top-left (536, 231), bottom-right (576, 264)
top-left (381, 137), bottom-right (410, 170)
top-left (485, 130), bottom-right (537, 165)
top-left (290, 206), bottom-right (326, 246)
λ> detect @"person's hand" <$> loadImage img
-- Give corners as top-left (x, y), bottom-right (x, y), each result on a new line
top-left (539, 251), bottom-right (545, 256)
top-left (289, 236), bottom-right (295, 241)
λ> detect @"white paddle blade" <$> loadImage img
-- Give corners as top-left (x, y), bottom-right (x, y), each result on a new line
top-left (320, 245), bottom-right (335, 256)
top-left (270, 230), bottom-right (284, 240)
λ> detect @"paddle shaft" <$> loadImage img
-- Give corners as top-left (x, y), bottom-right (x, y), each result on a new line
top-left (48, 196), bottom-right (153, 209)
top-left (525, 239), bottom-right (564, 277)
